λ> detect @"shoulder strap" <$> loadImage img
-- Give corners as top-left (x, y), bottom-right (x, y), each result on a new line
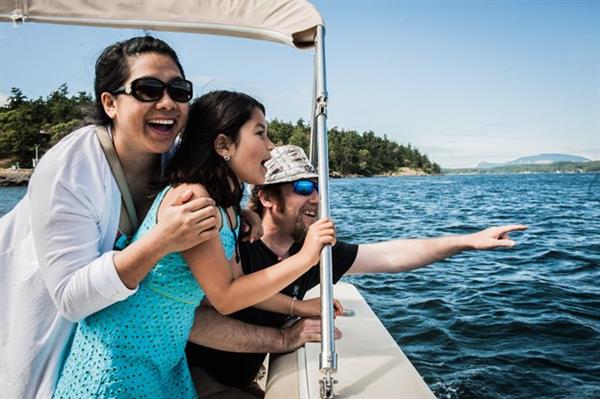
top-left (94, 125), bottom-right (139, 236)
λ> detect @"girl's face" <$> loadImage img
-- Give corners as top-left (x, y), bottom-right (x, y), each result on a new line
top-left (103, 52), bottom-right (189, 157)
top-left (227, 107), bottom-right (274, 185)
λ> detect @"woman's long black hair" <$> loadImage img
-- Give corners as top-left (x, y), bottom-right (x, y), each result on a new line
top-left (163, 90), bottom-right (266, 214)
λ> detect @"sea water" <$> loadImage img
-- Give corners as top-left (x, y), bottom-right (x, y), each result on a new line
top-left (2, 173), bottom-right (599, 399)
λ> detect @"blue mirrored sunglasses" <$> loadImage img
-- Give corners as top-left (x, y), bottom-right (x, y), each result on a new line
top-left (293, 179), bottom-right (318, 196)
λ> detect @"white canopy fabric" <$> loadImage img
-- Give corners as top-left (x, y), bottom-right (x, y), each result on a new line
top-left (0, 0), bottom-right (323, 48)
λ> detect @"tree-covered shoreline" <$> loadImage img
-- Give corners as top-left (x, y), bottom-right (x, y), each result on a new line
top-left (268, 119), bottom-right (441, 176)
top-left (0, 86), bottom-right (441, 176)
top-left (444, 161), bottom-right (600, 174)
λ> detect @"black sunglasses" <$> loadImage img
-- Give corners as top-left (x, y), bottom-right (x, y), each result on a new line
top-left (111, 77), bottom-right (193, 103)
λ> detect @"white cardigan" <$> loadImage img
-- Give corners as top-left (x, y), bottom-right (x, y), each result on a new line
top-left (0, 125), bottom-right (137, 399)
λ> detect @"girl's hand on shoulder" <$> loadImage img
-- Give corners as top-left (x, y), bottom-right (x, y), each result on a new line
top-left (240, 208), bottom-right (263, 243)
top-left (299, 217), bottom-right (336, 266)
top-left (158, 188), bottom-right (219, 253)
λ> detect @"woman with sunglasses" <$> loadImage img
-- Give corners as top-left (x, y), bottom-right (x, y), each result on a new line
top-left (52, 90), bottom-right (337, 398)
top-left (0, 36), bottom-right (225, 399)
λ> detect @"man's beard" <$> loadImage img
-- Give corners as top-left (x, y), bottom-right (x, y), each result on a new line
top-left (291, 217), bottom-right (308, 243)
top-left (291, 204), bottom-right (315, 243)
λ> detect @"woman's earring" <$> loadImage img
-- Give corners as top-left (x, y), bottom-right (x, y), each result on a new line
top-left (223, 154), bottom-right (231, 162)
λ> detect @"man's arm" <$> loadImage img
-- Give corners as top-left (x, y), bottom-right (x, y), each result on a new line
top-left (347, 224), bottom-right (527, 275)
top-left (188, 304), bottom-right (342, 353)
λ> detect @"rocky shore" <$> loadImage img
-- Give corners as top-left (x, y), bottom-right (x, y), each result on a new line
top-left (338, 167), bottom-right (429, 178)
top-left (376, 167), bottom-right (428, 176)
top-left (0, 168), bottom-right (32, 187)
top-left (0, 167), bottom-right (431, 187)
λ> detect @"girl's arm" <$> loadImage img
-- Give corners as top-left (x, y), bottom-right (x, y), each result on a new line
top-left (228, 254), bottom-right (323, 317)
top-left (165, 184), bottom-right (336, 315)
top-left (254, 294), bottom-right (345, 318)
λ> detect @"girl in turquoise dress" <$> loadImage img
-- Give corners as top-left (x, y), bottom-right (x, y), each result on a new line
top-left (53, 91), bottom-right (336, 398)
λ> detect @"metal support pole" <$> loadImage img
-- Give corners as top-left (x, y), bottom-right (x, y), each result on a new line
top-left (313, 25), bottom-right (337, 399)
top-left (309, 59), bottom-right (318, 165)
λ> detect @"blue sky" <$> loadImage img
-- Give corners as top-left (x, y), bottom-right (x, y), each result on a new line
top-left (1, 0), bottom-right (598, 168)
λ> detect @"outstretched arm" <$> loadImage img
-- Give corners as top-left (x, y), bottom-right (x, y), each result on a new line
top-left (188, 304), bottom-right (342, 353)
top-left (347, 224), bottom-right (527, 275)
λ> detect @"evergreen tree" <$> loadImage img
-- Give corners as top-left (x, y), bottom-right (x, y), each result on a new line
top-left (0, 85), bottom-right (92, 166)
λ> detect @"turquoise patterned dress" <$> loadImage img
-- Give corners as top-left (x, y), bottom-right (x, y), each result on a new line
top-left (53, 186), bottom-right (239, 398)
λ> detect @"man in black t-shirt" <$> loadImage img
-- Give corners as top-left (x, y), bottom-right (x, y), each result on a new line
top-left (187, 240), bottom-right (357, 393)
top-left (186, 145), bottom-right (527, 398)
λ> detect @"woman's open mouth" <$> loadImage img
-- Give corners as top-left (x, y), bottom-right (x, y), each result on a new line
top-left (148, 118), bottom-right (176, 135)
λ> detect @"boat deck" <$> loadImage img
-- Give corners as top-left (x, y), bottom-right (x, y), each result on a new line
top-left (265, 282), bottom-right (435, 398)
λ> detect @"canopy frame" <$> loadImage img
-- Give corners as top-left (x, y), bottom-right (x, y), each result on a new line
top-left (309, 24), bottom-right (337, 399)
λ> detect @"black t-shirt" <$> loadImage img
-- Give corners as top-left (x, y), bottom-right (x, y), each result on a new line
top-left (185, 239), bottom-right (358, 388)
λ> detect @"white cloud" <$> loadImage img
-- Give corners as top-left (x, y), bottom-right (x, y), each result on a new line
top-left (0, 93), bottom-right (9, 107)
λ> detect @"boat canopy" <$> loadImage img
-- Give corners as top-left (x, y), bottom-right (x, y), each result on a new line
top-left (0, 0), bottom-right (323, 48)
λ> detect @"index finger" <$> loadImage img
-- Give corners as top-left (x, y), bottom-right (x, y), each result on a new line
top-left (170, 189), bottom-right (194, 205)
top-left (182, 196), bottom-right (216, 211)
top-left (498, 224), bottom-right (528, 234)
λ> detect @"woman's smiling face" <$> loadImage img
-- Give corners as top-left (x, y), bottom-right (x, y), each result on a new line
top-left (104, 52), bottom-right (189, 156)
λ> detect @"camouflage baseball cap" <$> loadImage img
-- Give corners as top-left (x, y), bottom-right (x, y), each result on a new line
top-left (263, 145), bottom-right (318, 185)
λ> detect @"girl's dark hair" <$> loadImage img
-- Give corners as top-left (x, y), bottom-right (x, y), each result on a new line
top-left (164, 90), bottom-right (266, 213)
top-left (93, 36), bottom-right (185, 125)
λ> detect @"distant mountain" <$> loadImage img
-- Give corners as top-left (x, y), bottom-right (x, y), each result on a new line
top-left (477, 153), bottom-right (591, 169)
